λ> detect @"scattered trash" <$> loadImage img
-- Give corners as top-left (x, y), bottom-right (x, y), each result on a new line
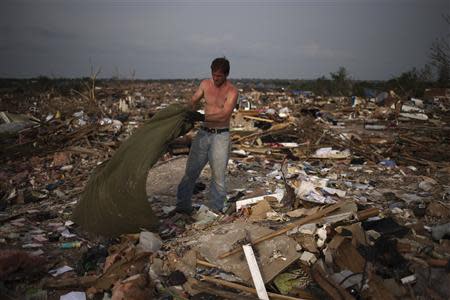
top-left (49, 265), bottom-right (74, 277)
top-left (379, 159), bottom-right (396, 168)
top-left (400, 274), bottom-right (416, 285)
top-left (365, 124), bottom-right (386, 130)
top-left (60, 291), bottom-right (87, 300)
top-left (1, 80), bottom-right (449, 299)
top-left (300, 251), bottom-right (317, 265)
top-left (236, 191), bottom-right (284, 211)
top-left (0, 111), bottom-right (39, 136)
top-left (193, 205), bottom-right (219, 225)
top-left (311, 147), bottom-right (351, 159)
top-left (273, 269), bottom-right (311, 294)
top-left (60, 241), bottom-right (82, 249)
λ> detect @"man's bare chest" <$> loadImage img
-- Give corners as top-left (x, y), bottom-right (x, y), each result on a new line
top-left (204, 89), bottom-right (228, 106)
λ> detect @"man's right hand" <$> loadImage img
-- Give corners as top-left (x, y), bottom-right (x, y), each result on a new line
top-left (186, 111), bottom-right (205, 123)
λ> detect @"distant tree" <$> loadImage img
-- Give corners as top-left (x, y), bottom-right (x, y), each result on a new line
top-left (419, 64), bottom-right (434, 82)
top-left (430, 14), bottom-right (450, 85)
top-left (314, 75), bottom-right (330, 96)
top-left (329, 67), bottom-right (352, 96)
top-left (387, 65), bottom-right (433, 97)
top-left (352, 80), bottom-right (371, 97)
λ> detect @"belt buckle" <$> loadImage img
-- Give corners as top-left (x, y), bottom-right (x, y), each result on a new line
top-left (203, 127), bottom-right (225, 134)
top-left (203, 127), bottom-right (215, 133)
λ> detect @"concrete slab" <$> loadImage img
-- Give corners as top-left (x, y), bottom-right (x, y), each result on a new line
top-left (192, 220), bottom-right (301, 284)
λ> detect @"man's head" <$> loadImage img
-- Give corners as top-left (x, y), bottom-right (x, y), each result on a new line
top-left (211, 57), bottom-right (230, 87)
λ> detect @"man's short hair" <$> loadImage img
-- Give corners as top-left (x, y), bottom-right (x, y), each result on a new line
top-left (211, 57), bottom-right (230, 76)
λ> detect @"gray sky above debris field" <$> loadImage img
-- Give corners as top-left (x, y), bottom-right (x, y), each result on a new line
top-left (0, 0), bottom-right (449, 80)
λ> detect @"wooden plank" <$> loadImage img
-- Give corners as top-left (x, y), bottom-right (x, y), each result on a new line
top-left (242, 244), bottom-right (269, 300)
top-left (196, 259), bottom-right (218, 268)
top-left (243, 115), bottom-right (274, 123)
top-left (192, 281), bottom-right (258, 300)
top-left (42, 275), bottom-right (98, 289)
top-left (201, 275), bottom-right (312, 300)
top-left (356, 207), bottom-right (379, 221)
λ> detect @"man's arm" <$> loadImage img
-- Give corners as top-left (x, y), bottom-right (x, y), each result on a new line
top-left (205, 87), bottom-right (238, 123)
top-left (187, 80), bottom-right (205, 110)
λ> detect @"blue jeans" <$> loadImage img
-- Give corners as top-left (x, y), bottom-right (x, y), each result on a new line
top-left (176, 128), bottom-right (230, 212)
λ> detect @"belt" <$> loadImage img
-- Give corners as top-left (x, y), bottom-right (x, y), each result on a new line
top-left (201, 127), bottom-right (229, 134)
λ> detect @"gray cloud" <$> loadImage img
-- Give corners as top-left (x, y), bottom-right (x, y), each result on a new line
top-left (30, 26), bottom-right (80, 41)
top-left (0, 0), bottom-right (448, 79)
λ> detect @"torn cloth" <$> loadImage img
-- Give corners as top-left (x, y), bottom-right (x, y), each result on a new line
top-left (73, 104), bottom-right (194, 237)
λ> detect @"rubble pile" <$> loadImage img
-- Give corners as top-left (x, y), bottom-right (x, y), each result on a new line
top-left (0, 80), bottom-right (449, 299)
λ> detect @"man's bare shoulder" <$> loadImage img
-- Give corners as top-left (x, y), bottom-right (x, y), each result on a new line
top-left (200, 79), bottom-right (211, 88)
top-left (227, 81), bottom-right (238, 95)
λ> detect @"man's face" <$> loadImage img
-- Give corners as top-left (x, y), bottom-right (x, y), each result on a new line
top-left (212, 70), bottom-right (227, 87)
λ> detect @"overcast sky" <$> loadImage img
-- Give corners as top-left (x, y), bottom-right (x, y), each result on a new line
top-left (0, 0), bottom-right (449, 80)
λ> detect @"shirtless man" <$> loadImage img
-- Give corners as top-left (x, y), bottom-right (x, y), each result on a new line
top-left (176, 57), bottom-right (238, 214)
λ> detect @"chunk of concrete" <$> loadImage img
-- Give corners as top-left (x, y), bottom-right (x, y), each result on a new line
top-left (137, 231), bottom-right (162, 253)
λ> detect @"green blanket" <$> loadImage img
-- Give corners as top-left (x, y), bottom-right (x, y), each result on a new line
top-left (73, 104), bottom-right (193, 237)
